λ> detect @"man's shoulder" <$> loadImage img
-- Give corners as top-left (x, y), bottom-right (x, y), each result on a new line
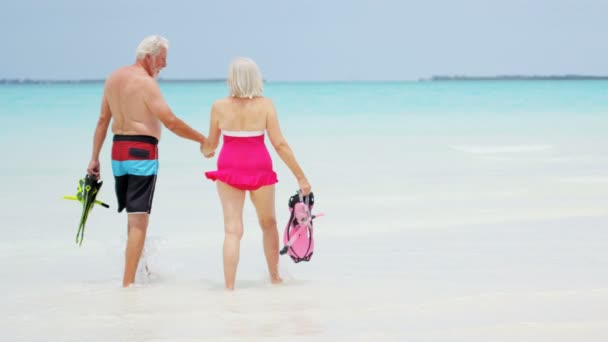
top-left (107, 65), bottom-right (131, 80)
top-left (108, 66), bottom-right (154, 86)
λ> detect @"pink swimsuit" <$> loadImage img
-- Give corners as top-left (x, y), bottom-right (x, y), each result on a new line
top-left (205, 130), bottom-right (278, 190)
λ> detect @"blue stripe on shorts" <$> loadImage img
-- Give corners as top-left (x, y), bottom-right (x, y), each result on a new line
top-left (112, 160), bottom-right (159, 177)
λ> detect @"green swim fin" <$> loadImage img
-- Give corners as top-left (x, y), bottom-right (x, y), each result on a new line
top-left (63, 174), bottom-right (109, 245)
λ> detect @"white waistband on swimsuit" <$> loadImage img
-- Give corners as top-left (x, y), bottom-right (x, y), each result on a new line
top-left (222, 130), bottom-right (265, 137)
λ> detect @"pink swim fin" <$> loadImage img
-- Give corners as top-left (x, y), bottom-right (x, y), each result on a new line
top-left (280, 191), bottom-right (322, 263)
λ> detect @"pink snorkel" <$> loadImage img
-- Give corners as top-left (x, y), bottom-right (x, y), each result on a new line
top-left (280, 191), bottom-right (324, 263)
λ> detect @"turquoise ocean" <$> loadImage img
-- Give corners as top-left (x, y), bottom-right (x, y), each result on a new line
top-left (2, 81), bottom-right (608, 341)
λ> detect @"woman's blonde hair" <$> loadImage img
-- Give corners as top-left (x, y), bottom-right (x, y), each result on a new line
top-left (227, 57), bottom-right (263, 98)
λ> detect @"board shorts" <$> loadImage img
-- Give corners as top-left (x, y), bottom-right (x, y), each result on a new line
top-left (111, 135), bottom-right (159, 214)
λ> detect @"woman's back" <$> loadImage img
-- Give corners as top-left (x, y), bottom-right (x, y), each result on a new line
top-left (214, 97), bottom-right (271, 132)
top-left (204, 96), bottom-right (278, 191)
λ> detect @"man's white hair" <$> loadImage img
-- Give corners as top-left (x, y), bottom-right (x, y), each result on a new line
top-left (135, 35), bottom-right (169, 60)
top-left (227, 57), bottom-right (264, 98)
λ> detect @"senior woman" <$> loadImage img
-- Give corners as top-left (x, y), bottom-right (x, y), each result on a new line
top-left (202, 57), bottom-right (311, 290)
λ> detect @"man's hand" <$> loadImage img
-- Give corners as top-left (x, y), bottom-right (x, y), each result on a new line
top-left (87, 160), bottom-right (101, 179)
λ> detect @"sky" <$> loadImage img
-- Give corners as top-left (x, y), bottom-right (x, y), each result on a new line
top-left (1, 0), bottom-right (607, 81)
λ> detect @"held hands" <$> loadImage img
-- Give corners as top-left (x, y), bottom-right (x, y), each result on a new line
top-left (200, 142), bottom-right (215, 158)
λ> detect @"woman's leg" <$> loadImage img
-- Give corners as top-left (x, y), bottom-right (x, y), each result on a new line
top-left (249, 185), bottom-right (282, 284)
top-left (217, 181), bottom-right (246, 290)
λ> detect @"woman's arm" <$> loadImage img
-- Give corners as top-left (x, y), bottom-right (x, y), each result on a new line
top-left (202, 101), bottom-right (221, 158)
top-left (265, 99), bottom-right (311, 195)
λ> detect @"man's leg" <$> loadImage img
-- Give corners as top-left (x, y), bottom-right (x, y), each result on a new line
top-left (123, 213), bottom-right (149, 287)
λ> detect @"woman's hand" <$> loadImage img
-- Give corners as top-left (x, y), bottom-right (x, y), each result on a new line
top-left (200, 142), bottom-right (215, 158)
top-left (298, 177), bottom-right (311, 196)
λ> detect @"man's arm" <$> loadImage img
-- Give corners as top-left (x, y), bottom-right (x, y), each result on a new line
top-left (87, 92), bottom-right (112, 178)
top-left (143, 80), bottom-right (206, 143)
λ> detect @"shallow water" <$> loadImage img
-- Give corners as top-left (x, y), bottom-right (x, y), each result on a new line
top-left (1, 81), bottom-right (607, 341)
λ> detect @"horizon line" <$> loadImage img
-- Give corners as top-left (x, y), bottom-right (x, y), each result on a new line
top-left (2, 74), bottom-right (608, 84)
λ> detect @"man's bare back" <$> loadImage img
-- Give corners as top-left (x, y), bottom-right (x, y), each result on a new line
top-left (105, 66), bottom-right (163, 140)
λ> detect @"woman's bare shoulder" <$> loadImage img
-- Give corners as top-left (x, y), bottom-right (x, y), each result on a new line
top-left (259, 96), bottom-right (273, 104)
top-left (257, 97), bottom-right (275, 110)
top-left (213, 97), bottom-right (232, 107)
top-left (210, 97), bottom-right (235, 115)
